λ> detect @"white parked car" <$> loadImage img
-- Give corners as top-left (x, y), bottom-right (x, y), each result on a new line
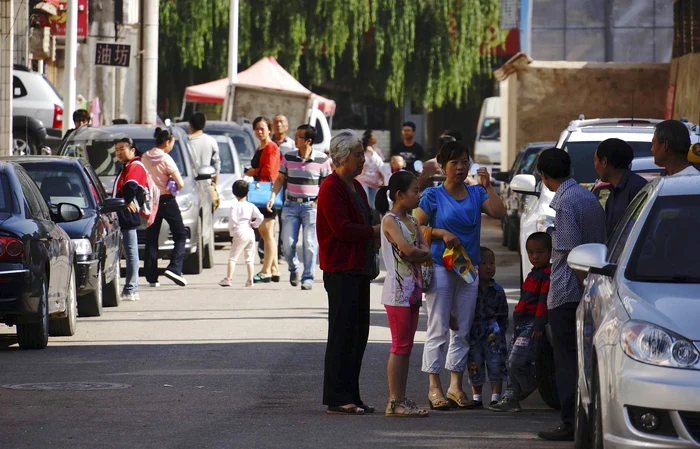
top-left (567, 175), bottom-right (700, 449)
top-left (511, 117), bottom-right (700, 281)
top-left (212, 135), bottom-right (243, 240)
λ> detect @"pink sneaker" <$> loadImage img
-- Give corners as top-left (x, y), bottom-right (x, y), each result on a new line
top-left (219, 278), bottom-right (232, 287)
top-left (244, 280), bottom-right (253, 287)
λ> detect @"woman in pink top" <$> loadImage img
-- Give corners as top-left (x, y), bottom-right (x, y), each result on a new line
top-left (356, 130), bottom-right (385, 209)
top-left (141, 128), bottom-right (187, 288)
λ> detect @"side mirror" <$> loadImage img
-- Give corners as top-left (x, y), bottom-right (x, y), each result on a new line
top-left (567, 243), bottom-right (616, 277)
top-left (493, 171), bottom-right (510, 183)
top-left (196, 165), bottom-right (216, 181)
top-left (510, 174), bottom-right (539, 196)
top-left (58, 203), bottom-right (83, 222)
top-left (413, 160), bottom-right (424, 174)
top-left (101, 198), bottom-right (125, 213)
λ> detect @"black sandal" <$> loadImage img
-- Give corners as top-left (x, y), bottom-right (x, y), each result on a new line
top-left (271, 275), bottom-right (280, 282)
top-left (358, 403), bottom-right (375, 413)
top-left (327, 405), bottom-right (365, 415)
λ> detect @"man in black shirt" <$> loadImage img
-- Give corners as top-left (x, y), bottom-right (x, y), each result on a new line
top-left (593, 138), bottom-right (648, 238)
top-left (392, 121), bottom-right (424, 174)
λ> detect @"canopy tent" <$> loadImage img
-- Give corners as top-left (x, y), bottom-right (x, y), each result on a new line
top-left (183, 57), bottom-right (336, 116)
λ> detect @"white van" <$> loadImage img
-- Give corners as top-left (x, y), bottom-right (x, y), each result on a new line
top-left (474, 97), bottom-right (501, 175)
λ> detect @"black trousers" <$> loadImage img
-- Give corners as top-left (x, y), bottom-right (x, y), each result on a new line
top-left (549, 301), bottom-right (579, 427)
top-left (322, 272), bottom-right (370, 407)
top-left (145, 195), bottom-right (188, 283)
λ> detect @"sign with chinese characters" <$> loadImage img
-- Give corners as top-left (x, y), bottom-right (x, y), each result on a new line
top-left (95, 43), bottom-right (131, 68)
top-left (49, 0), bottom-right (89, 37)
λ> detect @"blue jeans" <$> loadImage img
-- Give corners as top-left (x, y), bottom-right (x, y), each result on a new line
top-left (281, 201), bottom-right (317, 283)
top-left (122, 228), bottom-right (139, 294)
top-left (362, 185), bottom-right (379, 210)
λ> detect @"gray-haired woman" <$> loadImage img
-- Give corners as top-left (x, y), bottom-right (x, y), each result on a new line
top-left (317, 131), bottom-right (380, 415)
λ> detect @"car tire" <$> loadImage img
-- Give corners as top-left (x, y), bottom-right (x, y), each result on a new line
top-left (537, 337), bottom-right (561, 410)
top-left (49, 270), bottom-right (77, 337)
top-left (574, 385), bottom-right (591, 449)
top-left (203, 224), bottom-right (215, 269)
top-left (183, 218), bottom-right (204, 275)
top-left (507, 218), bottom-right (519, 251)
top-left (102, 263), bottom-right (120, 308)
top-left (501, 218), bottom-right (509, 247)
top-left (592, 369), bottom-right (604, 449)
top-left (17, 280), bottom-right (49, 349)
top-left (78, 265), bottom-right (103, 317)
top-left (13, 129), bottom-right (38, 156)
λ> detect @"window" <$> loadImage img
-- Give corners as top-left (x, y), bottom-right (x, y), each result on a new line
top-left (13, 76), bottom-right (27, 98)
top-left (0, 174), bottom-right (12, 212)
top-left (21, 163), bottom-right (95, 210)
top-left (217, 142), bottom-right (235, 175)
top-left (564, 141), bottom-right (652, 184)
top-left (17, 170), bottom-right (45, 219)
top-left (606, 191), bottom-right (649, 264)
top-left (313, 118), bottom-right (325, 145)
top-left (85, 165), bottom-right (107, 202)
top-left (478, 118), bottom-right (500, 141)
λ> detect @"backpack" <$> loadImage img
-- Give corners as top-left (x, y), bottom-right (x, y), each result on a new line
top-left (128, 160), bottom-right (160, 227)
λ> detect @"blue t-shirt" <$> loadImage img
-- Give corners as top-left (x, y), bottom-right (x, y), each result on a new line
top-left (419, 184), bottom-right (489, 267)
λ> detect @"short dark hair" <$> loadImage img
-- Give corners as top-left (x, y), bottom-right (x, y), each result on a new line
top-left (596, 138), bottom-right (635, 169)
top-left (189, 112), bottom-right (207, 132)
top-left (375, 171), bottom-right (417, 215)
top-left (233, 179), bottom-right (249, 198)
top-left (297, 124), bottom-right (317, 142)
top-left (537, 147), bottom-right (571, 179)
top-left (436, 140), bottom-right (471, 168)
top-left (443, 129), bottom-right (463, 141)
top-left (526, 232), bottom-right (552, 250)
top-left (252, 116), bottom-right (272, 131)
top-left (479, 246), bottom-right (495, 260)
top-left (655, 120), bottom-right (691, 157)
top-left (73, 109), bottom-right (89, 124)
top-left (402, 121), bottom-right (416, 131)
top-left (362, 129), bottom-right (373, 150)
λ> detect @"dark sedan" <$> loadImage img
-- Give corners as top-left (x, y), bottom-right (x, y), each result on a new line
top-left (7, 157), bottom-right (125, 317)
top-left (0, 161), bottom-right (81, 349)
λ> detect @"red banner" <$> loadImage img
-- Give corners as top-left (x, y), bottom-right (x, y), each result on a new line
top-left (49, 0), bottom-right (89, 37)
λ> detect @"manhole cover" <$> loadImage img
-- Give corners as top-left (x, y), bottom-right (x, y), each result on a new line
top-left (1, 382), bottom-right (132, 391)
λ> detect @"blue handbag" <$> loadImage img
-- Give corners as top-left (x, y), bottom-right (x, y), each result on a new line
top-left (247, 182), bottom-right (284, 209)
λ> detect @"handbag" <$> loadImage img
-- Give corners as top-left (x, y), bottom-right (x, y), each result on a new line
top-left (421, 226), bottom-right (434, 289)
top-left (210, 185), bottom-right (220, 210)
top-left (247, 181), bottom-right (284, 209)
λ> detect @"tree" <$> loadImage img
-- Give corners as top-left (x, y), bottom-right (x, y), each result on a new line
top-left (158, 0), bottom-right (501, 117)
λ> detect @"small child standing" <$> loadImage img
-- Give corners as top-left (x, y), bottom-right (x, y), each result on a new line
top-left (375, 171), bottom-right (431, 418)
top-left (467, 246), bottom-right (509, 407)
top-left (490, 232), bottom-right (552, 412)
top-left (219, 180), bottom-right (264, 288)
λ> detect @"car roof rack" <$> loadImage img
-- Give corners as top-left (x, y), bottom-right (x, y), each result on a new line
top-left (567, 118), bottom-right (662, 132)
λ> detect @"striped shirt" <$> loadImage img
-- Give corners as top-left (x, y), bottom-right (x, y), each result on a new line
top-left (513, 264), bottom-right (551, 331)
top-left (279, 149), bottom-right (332, 199)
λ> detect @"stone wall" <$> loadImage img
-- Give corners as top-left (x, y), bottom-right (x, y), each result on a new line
top-left (671, 53), bottom-right (700, 122)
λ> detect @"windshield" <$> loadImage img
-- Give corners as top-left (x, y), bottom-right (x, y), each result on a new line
top-left (217, 141), bottom-right (237, 175)
top-left (479, 117), bottom-right (500, 141)
top-left (563, 141), bottom-right (652, 184)
top-left (626, 195), bottom-right (700, 283)
top-left (21, 163), bottom-right (95, 210)
top-left (0, 174), bottom-right (11, 212)
top-left (63, 136), bottom-right (187, 177)
top-left (207, 129), bottom-right (256, 165)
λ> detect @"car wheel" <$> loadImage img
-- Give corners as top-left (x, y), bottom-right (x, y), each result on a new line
top-left (182, 218), bottom-right (204, 275)
top-left (102, 262), bottom-right (121, 307)
top-left (537, 337), bottom-right (561, 410)
top-left (78, 265), bottom-right (103, 317)
top-left (574, 385), bottom-right (591, 449)
top-left (49, 270), bottom-right (77, 337)
top-left (507, 218), bottom-right (519, 251)
top-left (12, 131), bottom-right (38, 156)
top-left (203, 224), bottom-right (215, 269)
top-left (17, 280), bottom-right (49, 349)
top-left (501, 218), bottom-right (509, 247)
top-left (591, 370), bottom-right (604, 449)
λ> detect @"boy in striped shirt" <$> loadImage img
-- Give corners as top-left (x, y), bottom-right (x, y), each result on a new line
top-left (490, 232), bottom-right (552, 413)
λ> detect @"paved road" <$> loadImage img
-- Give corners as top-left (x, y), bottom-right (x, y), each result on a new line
top-left (0, 218), bottom-right (572, 449)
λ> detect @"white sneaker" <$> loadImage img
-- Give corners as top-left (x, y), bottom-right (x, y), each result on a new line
top-left (121, 292), bottom-right (139, 302)
top-left (164, 270), bottom-right (187, 287)
top-left (149, 282), bottom-right (160, 288)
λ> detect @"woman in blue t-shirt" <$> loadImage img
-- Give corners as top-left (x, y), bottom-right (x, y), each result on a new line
top-left (414, 140), bottom-right (506, 410)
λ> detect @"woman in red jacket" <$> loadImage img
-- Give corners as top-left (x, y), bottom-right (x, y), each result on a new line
top-left (245, 116), bottom-right (281, 283)
top-left (317, 131), bottom-right (380, 415)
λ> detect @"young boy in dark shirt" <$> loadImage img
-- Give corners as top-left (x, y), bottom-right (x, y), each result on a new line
top-left (490, 232), bottom-right (552, 412)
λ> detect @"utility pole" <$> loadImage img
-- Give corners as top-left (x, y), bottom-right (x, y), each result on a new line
top-left (221, 0), bottom-right (238, 121)
top-left (140, 0), bottom-right (159, 124)
top-left (1, 0), bottom-right (14, 155)
top-left (12, 0), bottom-right (28, 66)
top-left (62, 0), bottom-right (79, 135)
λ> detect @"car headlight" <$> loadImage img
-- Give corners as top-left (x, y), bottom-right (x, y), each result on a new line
top-left (72, 238), bottom-right (93, 256)
top-left (621, 320), bottom-right (700, 369)
top-left (178, 194), bottom-right (194, 212)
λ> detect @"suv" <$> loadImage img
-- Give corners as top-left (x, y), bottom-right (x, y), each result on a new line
top-left (57, 125), bottom-right (216, 275)
top-left (12, 65), bottom-right (64, 154)
top-left (512, 117), bottom-right (700, 280)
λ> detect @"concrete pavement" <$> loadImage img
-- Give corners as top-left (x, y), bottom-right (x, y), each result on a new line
top-left (0, 218), bottom-right (572, 449)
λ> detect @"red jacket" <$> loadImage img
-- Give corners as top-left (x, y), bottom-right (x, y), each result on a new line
top-left (317, 173), bottom-right (374, 273)
top-left (251, 142), bottom-right (280, 182)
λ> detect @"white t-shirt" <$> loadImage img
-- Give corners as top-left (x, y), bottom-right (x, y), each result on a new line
top-left (228, 199), bottom-right (264, 237)
top-left (670, 165), bottom-right (700, 177)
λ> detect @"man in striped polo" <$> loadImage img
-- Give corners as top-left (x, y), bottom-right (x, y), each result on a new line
top-left (267, 125), bottom-right (332, 290)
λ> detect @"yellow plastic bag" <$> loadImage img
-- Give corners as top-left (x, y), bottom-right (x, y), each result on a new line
top-left (442, 245), bottom-right (478, 284)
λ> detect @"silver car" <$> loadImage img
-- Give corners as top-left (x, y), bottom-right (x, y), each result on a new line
top-left (211, 135), bottom-right (243, 240)
top-left (567, 175), bottom-right (700, 449)
top-left (58, 125), bottom-right (216, 275)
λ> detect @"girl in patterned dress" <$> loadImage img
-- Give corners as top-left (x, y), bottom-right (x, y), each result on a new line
top-left (376, 171), bottom-right (432, 417)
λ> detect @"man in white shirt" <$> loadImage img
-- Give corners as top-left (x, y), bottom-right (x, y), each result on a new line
top-left (273, 114), bottom-right (296, 156)
top-left (651, 120), bottom-right (700, 177)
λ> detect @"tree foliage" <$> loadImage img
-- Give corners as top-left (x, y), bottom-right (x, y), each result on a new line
top-left (158, 0), bottom-right (501, 115)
